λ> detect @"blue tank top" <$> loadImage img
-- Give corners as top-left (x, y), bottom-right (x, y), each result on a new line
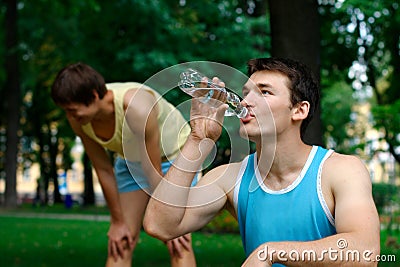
top-left (234, 146), bottom-right (336, 265)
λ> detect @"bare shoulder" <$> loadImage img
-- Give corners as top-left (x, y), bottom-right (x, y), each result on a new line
top-left (123, 88), bottom-right (156, 109)
top-left (123, 88), bottom-right (159, 125)
top-left (324, 152), bottom-right (368, 174)
top-left (323, 151), bottom-right (372, 193)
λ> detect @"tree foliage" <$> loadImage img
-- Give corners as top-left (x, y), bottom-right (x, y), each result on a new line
top-left (0, 0), bottom-right (270, 205)
top-left (319, 0), bottom-right (400, 164)
top-left (1, 0), bottom-right (398, 207)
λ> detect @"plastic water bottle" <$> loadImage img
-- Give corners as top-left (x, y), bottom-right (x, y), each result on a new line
top-left (178, 69), bottom-right (248, 118)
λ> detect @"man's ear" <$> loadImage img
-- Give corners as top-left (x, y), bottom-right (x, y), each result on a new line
top-left (292, 101), bottom-right (310, 121)
top-left (92, 90), bottom-right (99, 100)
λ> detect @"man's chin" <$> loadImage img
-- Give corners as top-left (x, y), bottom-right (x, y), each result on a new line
top-left (239, 128), bottom-right (255, 141)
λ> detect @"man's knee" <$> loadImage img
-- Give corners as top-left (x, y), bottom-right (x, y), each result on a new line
top-left (121, 231), bottom-right (140, 253)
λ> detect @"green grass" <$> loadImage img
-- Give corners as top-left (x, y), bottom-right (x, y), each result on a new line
top-left (0, 216), bottom-right (245, 267)
top-left (2, 205), bottom-right (400, 266)
top-left (378, 228), bottom-right (400, 267)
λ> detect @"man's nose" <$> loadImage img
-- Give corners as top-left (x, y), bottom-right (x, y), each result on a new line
top-left (241, 92), bottom-right (253, 107)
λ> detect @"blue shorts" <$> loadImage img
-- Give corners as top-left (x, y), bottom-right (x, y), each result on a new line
top-left (114, 157), bottom-right (198, 193)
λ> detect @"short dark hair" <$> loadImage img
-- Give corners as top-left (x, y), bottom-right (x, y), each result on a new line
top-left (51, 62), bottom-right (107, 106)
top-left (247, 57), bottom-right (320, 141)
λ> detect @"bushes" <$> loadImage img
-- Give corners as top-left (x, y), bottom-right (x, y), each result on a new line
top-left (372, 183), bottom-right (398, 215)
top-left (203, 210), bottom-right (239, 233)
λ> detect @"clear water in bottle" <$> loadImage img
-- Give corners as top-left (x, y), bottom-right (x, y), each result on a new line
top-left (178, 69), bottom-right (248, 118)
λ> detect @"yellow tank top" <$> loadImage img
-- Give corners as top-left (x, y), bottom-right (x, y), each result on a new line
top-left (81, 82), bottom-right (190, 162)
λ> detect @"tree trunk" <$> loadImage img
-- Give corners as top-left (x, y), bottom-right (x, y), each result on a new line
top-left (4, 0), bottom-right (20, 208)
top-left (267, 0), bottom-right (323, 145)
top-left (83, 152), bottom-right (95, 205)
top-left (49, 131), bottom-right (62, 203)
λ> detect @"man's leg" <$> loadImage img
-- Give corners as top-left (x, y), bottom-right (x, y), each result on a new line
top-left (105, 190), bottom-right (149, 267)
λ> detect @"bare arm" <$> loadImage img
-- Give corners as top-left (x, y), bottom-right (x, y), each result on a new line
top-left (123, 89), bottom-right (162, 190)
top-left (243, 154), bottom-right (380, 267)
top-left (144, 93), bottom-right (234, 240)
top-left (67, 117), bottom-right (131, 260)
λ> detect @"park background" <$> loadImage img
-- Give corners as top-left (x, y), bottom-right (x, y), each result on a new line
top-left (0, 0), bottom-right (399, 266)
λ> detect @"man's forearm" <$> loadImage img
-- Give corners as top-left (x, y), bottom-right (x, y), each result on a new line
top-left (152, 136), bottom-right (214, 203)
top-left (170, 136), bottom-right (214, 183)
top-left (96, 171), bottom-right (125, 223)
top-left (145, 137), bottom-right (214, 239)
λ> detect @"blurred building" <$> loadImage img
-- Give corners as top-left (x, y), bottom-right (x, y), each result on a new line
top-left (0, 137), bottom-right (105, 206)
top-left (352, 103), bottom-right (399, 185)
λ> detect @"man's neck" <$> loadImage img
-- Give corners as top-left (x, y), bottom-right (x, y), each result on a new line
top-left (93, 90), bottom-right (114, 122)
top-left (256, 135), bottom-right (312, 190)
